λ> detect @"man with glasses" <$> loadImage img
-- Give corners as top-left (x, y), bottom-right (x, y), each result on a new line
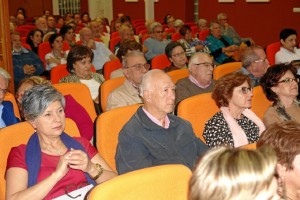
top-left (0, 68), bottom-right (19, 128)
top-left (239, 45), bottom-right (270, 87)
top-left (144, 22), bottom-right (170, 62)
top-left (217, 13), bottom-right (254, 46)
top-left (116, 69), bottom-right (208, 174)
top-left (106, 51), bottom-right (149, 111)
top-left (176, 52), bottom-right (215, 104)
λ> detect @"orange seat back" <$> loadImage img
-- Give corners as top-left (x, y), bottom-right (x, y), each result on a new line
top-left (151, 54), bottom-right (171, 70)
top-left (4, 92), bottom-right (21, 120)
top-left (167, 68), bottom-right (189, 84)
top-left (100, 76), bottom-right (126, 112)
top-left (251, 86), bottom-right (272, 120)
top-left (95, 104), bottom-right (140, 170)
top-left (0, 118), bottom-right (80, 200)
top-left (213, 62), bottom-right (242, 80)
top-left (53, 83), bottom-right (97, 122)
top-left (266, 42), bottom-right (281, 66)
top-left (103, 59), bottom-right (122, 80)
top-left (88, 164), bottom-right (191, 200)
top-left (177, 92), bottom-right (219, 143)
top-left (239, 142), bottom-right (257, 150)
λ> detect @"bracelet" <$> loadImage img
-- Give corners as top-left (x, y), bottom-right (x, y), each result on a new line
top-left (92, 163), bottom-right (104, 180)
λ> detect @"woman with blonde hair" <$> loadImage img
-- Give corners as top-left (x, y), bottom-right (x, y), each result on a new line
top-left (189, 147), bottom-right (279, 200)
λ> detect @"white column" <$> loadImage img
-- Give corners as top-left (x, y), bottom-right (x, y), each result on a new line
top-left (144, 0), bottom-right (155, 20)
top-left (52, 0), bottom-right (59, 15)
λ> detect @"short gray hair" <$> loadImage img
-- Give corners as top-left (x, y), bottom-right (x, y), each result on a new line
top-left (139, 69), bottom-right (164, 97)
top-left (149, 22), bottom-right (162, 34)
top-left (122, 50), bottom-right (144, 68)
top-left (188, 52), bottom-right (213, 71)
top-left (198, 18), bottom-right (207, 26)
top-left (241, 45), bottom-right (264, 69)
top-left (22, 84), bottom-right (65, 121)
top-left (209, 20), bottom-right (220, 31)
top-left (0, 67), bottom-right (11, 85)
top-left (217, 13), bottom-right (227, 20)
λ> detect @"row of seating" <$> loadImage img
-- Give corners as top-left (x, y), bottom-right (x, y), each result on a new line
top-left (1, 80), bottom-right (264, 199)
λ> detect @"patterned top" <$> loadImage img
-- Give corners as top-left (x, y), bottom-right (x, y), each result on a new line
top-left (203, 112), bottom-right (260, 148)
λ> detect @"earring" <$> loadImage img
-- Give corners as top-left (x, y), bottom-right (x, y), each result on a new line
top-left (278, 175), bottom-right (287, 199)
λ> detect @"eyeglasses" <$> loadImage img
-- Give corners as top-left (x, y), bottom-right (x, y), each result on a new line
top-left (278, 78), bottom-right (299, 84)
top-left (154, 30), bottom-right (164, 34)
top-left (194, 62), bottom-right (216, 68)
top-left (65, 182), bottom-right (89, 199)
top-left (253, 58), bottom-right (269, 64)
top-left (172, 52), bottom-right (185, 58)
top-left (236, 87), bottom-right (253, 94)
top-left (0, 88), bottom-right (7, 96)
top-left (125, 63), bottom-right (150, 71)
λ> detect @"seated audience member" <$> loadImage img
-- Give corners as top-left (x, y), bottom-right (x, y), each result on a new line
top-left (43, 10), bottom-right (51, 18)
top-left (26, 29), bottom-right (44, 55)
top-left (175, 52), bottom-right (215, 104)
top-left (0, 67), bottom-right (20, 127)
top-left (89, 19), bottom-right (109, 46)
top-left (115, 69), bottom-right (208, 174)
top-left (260, 63), bottom-right (300, 127)
top-left (5, 84), bottom-right (116, 200)
top-left (206, 20), bottom-right (238, 64)
top-left (174, 19), bottom-right (184, 32)
top-left (144, 22), bottom-right (170, 62)
top-left (203, 72), bottom-right (265, 148)
top-left (164, 41), bottom-right (187, 72)
top-left (189, 146), bottom-right (279, 200)
top-left (80, 27), bottom-right (117, 73)
top-left (46, 16), bottom-right (57, 33)
top-left (106, 51), bottom-right (148, 111)
top-left (45, 34), bottom-right (68, 71)
top-left (275, 28), bottom-right (300, 66)
top-left (60, 25), bottom-right (76, 48)
top-left (74, 13), bottom-right (82, 25)
top-left (164, 14), bottom-right (175, 29)
top-left (112, 20), bottom-right (121, 33)
top-left (114, 24), bottom-right (134, 54)
top-left (257, 121), bottom-right (300, 200)
top-left (35, 16), bottom-right (48, 35)
top-left (60, 45), bottom-right (105, 113)
top-left (110, 39), bottom-right (143, 79)
top-left (218, 13), bottom-right (254, 46)
top-left (197, 18), bottom-right (208, 32)
top-left (56, 16), bottom-right (65, 30)
top-left (16, 76), bottom-right (94, 141)
top-left (15, 13), bottom-right (26, 26)
top-left (120, 15), bottom-right (132, 26)
top-left (81, 12), bottom-right (91, 26)
top-left (239, 45), bottom-right (269, 87)
top-left (11, 32), bottom-right (44, 88)
top-left (178, 25), bottom-right (210, 59)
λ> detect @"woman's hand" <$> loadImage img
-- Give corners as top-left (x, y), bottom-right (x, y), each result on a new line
top-left (67, 148), bottom-right (92, 172)
top-left (53, 153), bottom-right (70, 181)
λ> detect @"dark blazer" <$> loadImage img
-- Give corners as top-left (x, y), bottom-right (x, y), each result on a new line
top-left (2, 101), bottom-right (19, 127)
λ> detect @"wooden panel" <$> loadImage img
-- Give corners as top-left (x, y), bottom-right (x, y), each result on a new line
top-left (0, 0), bottom-right (14, 92)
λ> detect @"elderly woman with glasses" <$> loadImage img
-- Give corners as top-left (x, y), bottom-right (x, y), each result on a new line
top-left (260, 63), bottom-right (300, 127)
top-left (5, 85), bottom-right (116, 200)
top-left (164, 41), bottom-right (188, 72)
top-left (60, 45), bottom-right (105, 113)
top-left (203, 72), bottom-right (265, 148)
top-left (144, 21), bottom-right (170, 62)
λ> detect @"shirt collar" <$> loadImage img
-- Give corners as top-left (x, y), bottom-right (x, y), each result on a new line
top-left (188, 75), bottom-right (212, 88)
top-left (142, 107), bottom-right (170, 129)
